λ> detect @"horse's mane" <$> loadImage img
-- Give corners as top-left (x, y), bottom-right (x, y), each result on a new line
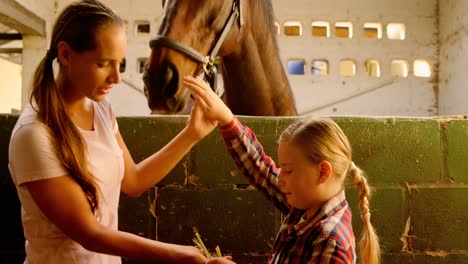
top-left (250, 0), bottom-right (280, 53)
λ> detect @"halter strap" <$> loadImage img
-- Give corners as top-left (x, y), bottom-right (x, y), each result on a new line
top-left (149, 0), bottom-right (244, 96)
top-left (149, 37), bottom-right (208, 65)
top-left (208, 0), bottom-right (243, 62)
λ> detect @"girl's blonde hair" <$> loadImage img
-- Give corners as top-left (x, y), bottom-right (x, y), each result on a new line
top-left (279, 117), bottom-right (381, 264)
top-left (30, 0), bottom-right (123, 213)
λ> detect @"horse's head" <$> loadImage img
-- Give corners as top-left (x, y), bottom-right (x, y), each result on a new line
top-left (143, 0), bottom-right (244, 114)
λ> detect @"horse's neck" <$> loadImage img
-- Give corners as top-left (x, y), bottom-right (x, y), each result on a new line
top-left (221, 31), bottom-right (297, 116)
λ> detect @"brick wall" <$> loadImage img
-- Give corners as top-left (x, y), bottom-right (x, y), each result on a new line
top-left (1, 114), bottom-right (467, 263)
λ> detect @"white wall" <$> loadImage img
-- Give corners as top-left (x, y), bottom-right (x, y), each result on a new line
top-left (272, 0), bottom-right (439, 116)
top-left (0, 57), bottom-right (21, 113)
top-left (21, 35), bottom-right (48, 108)
top-left (8, 0), bottom-right (468, 117)
top-left (0, 0), bottom-right (50, 111)
top-left (2, 0), bottom-right (159, 116)
top-left (100, 0), bottom-right (162, 116)
top-left (107, 81), bottom-right (152, 116)
top-left (16, 0), bottom-right (48, 19)
top-left (55, 0), bottom-right (441, 117)
top-left (439, 0), bottom-right (468, 115)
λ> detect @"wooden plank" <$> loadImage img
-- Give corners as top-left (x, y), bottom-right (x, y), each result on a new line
top-left (0, 0), bottom-right (45, 36)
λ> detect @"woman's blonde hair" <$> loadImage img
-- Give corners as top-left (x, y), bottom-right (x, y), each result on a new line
top-left (30, 0), bottom-right (123, 213)
top-left (279, 117), bottom-right (381, 264)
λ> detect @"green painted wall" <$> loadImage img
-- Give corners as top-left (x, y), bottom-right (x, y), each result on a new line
top-left (1, 114), bottom-right (467, 263)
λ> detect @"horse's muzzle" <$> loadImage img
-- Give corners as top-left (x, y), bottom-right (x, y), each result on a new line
top-left (143, 62), bottom-right (186, 114)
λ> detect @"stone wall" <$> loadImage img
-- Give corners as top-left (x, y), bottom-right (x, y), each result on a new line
top-left (1, 114), bottom-right (468, 263)
top-left (439, 0), bottom-right (468, 115)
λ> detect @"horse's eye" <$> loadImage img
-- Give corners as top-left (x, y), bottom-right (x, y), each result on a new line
top-left (208, 15), bottom-right (217, 28)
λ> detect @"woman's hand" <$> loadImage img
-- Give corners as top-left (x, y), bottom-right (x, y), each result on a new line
top-left (174, 245), bottom-right (236, 264)
top-left (171, 245), bottom-right (209, 264)
top-left (183, 76), bottom-right (234, 126)
top-left (206, 256), bottom-right (236, 264)
top-left (185, 100), bottom-right (218, 141)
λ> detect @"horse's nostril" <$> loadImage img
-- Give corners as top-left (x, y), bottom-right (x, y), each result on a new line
top-left (142, 61), bottom-right (181, 112)
top-left (163, 62), bottom-right (179, 97)
top-left (163, 65), bottom-right (173, 89)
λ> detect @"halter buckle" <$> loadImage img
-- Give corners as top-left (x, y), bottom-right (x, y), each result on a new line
top-left (203, 57), bottom-right (216, 77)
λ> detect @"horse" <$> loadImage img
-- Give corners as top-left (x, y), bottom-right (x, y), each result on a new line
top-left (143, 0), bottom-right (297, 116)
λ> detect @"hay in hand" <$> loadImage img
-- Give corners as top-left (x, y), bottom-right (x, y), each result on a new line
top-left (192, 227), bottom-right (222, 258)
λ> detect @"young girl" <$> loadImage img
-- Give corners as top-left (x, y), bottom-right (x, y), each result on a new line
top-left (183, 75), bottom-right (381, 264)
top-left (8, 1), bottom-right (233, 263)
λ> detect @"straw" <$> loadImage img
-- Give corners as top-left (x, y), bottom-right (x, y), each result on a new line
top-left (192, 227), bottom-right (222, 258)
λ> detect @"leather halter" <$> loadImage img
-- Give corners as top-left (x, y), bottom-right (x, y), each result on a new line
top-left (149, 0), bottom-right (244, 95)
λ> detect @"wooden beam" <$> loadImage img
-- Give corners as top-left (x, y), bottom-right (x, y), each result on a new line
top-left (0, 33), bottom-right (22, 40)
top-left (0, 48), bottom-right (22, 54)
top-left (0, 0), bottom-right (45, 36)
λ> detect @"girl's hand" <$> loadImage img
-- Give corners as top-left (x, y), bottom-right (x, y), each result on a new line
top-left (183, 76), bottom-right (234, 126)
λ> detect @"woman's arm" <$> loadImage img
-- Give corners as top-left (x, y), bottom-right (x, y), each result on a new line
top-left (24, 175), bottom-right (207, 263)
top-left (119, 104), bottom-right (217, 197)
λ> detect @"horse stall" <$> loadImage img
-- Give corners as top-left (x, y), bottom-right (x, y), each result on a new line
top-left (1, 0), bottom-right (468, 263)
top-left (1, 114), bottom-right (468, 263)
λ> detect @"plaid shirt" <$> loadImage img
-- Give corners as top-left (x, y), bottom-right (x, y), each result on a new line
top-left (220, 117), bottom-right (356, 264)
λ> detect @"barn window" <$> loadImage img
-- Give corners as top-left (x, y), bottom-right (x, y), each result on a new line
top-left (335, 22), bottom-right (353, 38)
top-left (364, 23), bottom-right (382, 39)
top-left (137, 57), bottom-right (148, 73)
top-left (311, 21), bottom-right (330, 37)
top-left (288, 59), bottom-right (305, 75)
top-left (340, 59), bottom-right (356, 77)
top-left (365, 59), bottom-right (381, 77)
top-left (119, 58), bottom-right (126, 73)
top-left (284, 21), bottom-right (302, 36)
top-left (387, 23), bottom-right (406, 40)
top-left (391, 60), bottom-right (409, 77)
top-left (135, 20), bottom-right (151, 35)
top-left (311, 60), bottom-right (328, 76)
top-left (414, 60), bottom-right (432, 78)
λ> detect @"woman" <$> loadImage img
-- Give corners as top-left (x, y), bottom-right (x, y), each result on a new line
top-left (8, 1), bottom-right (234, 263)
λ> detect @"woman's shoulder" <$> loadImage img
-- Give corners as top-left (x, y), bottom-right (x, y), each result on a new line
top-left (10, 119), bottom-right (54, 151)
top-left (9, 107), bottom-right (68, 185)
top-left (11, 105), bottom-right (50, 140)
top-left (15, 104), bottom-right (40, 123)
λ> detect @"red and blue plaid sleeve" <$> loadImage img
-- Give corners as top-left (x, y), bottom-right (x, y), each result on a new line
top-left (310, 237), bottom-right (353, 264)
top-left (220, 117), bottom-right (289, 213)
